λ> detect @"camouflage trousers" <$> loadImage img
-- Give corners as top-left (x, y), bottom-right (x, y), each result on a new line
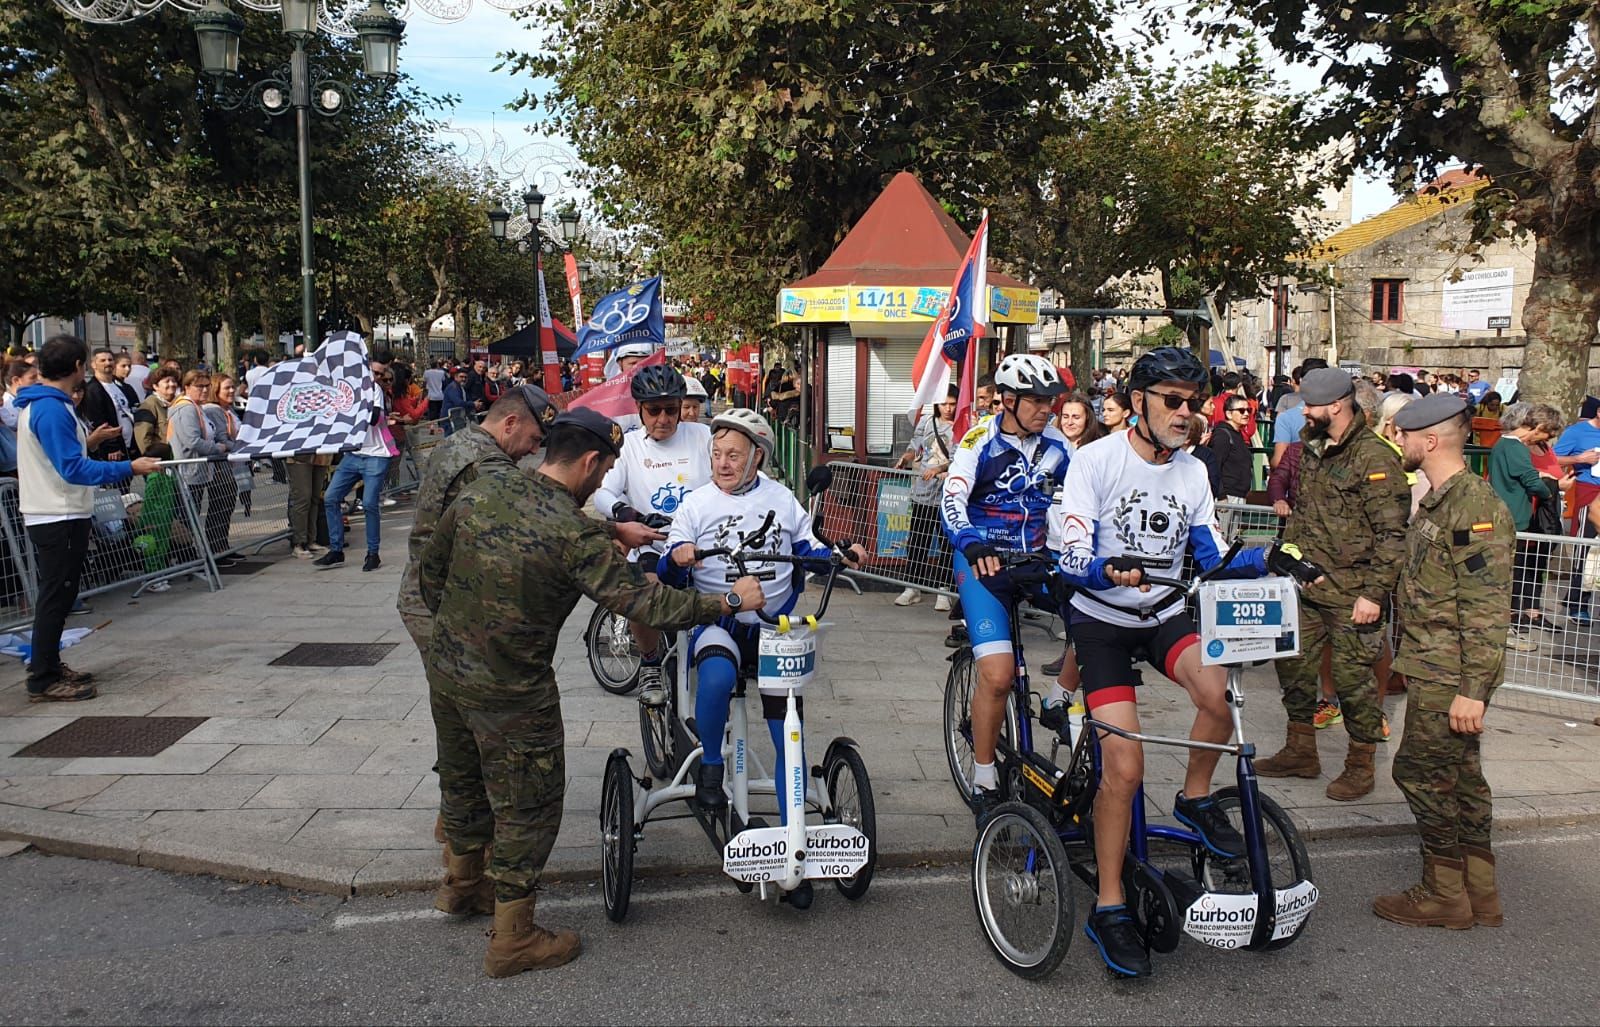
top-left (1274, 601), bottom-right (1386, 743)
top-left (430, 689), bottom-right (565, 901)
top-left (399, 609), bottom-right (431, 655)
top-left (1392, 678), bottom-right (1493, 856)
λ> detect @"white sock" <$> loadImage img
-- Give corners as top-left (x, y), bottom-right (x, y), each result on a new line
top-left (1045, 684), bottom-right (1069, 708)
top-left (973, 761), bottom-right (997, 790)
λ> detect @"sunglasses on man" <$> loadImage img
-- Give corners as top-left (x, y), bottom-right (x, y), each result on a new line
top-left (641, 401), bottom-right (681, 419)
top-left (1145, 390), bottom-right (1206, 413)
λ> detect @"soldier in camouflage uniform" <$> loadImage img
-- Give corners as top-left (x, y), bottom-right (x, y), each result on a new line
top-left (1256, 368), bottom-right (1412, 800)
top-left (419, 408), bottom-right (765, 978)
top-left (1374, 393), bottom-right (1513, 929)
top-left (399, 386), bottom-right (663, 851)
top-left (398, 385), bottom-right (555, 650)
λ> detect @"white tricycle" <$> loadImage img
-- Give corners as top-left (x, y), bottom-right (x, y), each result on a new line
top-left (600, 471), bottom-right (876, 919)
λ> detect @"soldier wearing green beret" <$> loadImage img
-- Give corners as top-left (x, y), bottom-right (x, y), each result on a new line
top-left (1373, 392), bottom-right (1513, 929)
top-left (419, 408), bottom-right (765, 977)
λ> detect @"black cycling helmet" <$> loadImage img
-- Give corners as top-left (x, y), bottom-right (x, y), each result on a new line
top-left (1129, 346), bottom-right (1208, 392)
top-left (630, 363), bottom-right (688, 402)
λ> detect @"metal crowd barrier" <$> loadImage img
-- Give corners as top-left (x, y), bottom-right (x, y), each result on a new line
top-left (0, 468), bottom-right (222, 636)
top-left (770, 421), bottom-right (815, 500)
top-left (813, 461), bottom-right (955, 597)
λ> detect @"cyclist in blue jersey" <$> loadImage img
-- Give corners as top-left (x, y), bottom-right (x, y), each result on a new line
top-left (941, 354), bottom-right (1070, 822)
top-left (1053, 346), bottom-right (1320, 977)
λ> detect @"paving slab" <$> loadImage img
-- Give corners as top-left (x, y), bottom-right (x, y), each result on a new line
top-left (179, 717), bottom-right (338, 746)
top-left (76, 774), bottom-right (273, 811)
top-left (54, 743), bottom-right (239, 777)
top-left (211, 743), bottom-right (378, 776)
top-left (245, 773), bottom-right (423, 810)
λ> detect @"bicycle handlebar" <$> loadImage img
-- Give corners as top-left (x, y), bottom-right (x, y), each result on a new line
top-left (688, 508), bottom-right (857, 624)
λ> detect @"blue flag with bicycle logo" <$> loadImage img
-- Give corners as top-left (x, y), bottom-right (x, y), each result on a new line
top-left (573, 275), bottom-right (666, 359)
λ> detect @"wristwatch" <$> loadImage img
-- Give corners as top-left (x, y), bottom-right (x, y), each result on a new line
top-left (723, 590), bottom-right (743, 612)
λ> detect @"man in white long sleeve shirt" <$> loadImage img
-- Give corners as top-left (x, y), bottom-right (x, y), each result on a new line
top-left (591, 364), bottom-right (712, 705)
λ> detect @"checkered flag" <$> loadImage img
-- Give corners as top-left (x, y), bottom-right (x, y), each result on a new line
top-left (235, 331), bottom-right (377, 458)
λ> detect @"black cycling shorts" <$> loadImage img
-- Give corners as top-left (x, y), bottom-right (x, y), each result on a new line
top-left (1068, 610), bottom-right (1201, 711)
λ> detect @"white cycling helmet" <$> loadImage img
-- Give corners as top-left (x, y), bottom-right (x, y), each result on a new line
top-left (710, 407), bottom-right (775, 460)
top-left (683, 374), bottom-right (709, 399)
top-left (614, 341), bottom-right (658, 360)
top-left (995, 353), bottom-right (1067, 397)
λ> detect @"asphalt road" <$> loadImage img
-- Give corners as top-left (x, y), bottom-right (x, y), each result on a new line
top-left (2, 826), bottom-right (1597, 1025)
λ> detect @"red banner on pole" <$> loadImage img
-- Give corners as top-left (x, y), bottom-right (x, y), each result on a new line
top-left (562, 252), bottom-right (584, 326)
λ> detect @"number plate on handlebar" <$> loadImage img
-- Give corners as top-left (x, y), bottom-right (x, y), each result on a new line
top-left (758, 626), bottom-right (818, 695)
top-left (1198, 576), bottom-right (1301, 666)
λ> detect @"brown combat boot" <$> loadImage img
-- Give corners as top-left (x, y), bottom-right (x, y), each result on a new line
top-left (1372, 852), bottom-right (1475, 929)
top-left (483, 896), bottom-right (582, 977)
top-left (434, 848), bottom-right (494, 916)
top-left (1325, 740), bottom-right (1377, 801)
top-left (1254, 722), bottom-right (1320, 778)
top-left (1461, 844), bottom-right (1504, 927)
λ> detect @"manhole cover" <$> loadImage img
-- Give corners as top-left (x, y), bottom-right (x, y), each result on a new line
top-left (16, 716), bottom-right (206, 759)
top-left (217, 561), bottom-right (272, 576)
top-left (269, 642), bottom-right (398, 667)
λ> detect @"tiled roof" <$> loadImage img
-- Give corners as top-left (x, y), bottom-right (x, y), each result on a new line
top-left (1307, 177), bottom-right (1489, 263)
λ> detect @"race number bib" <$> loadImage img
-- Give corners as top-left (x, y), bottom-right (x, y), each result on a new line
top-left (758, 626), bottom-right (818, 695)
top-left (1198, 575), bottom-right (1301, 666)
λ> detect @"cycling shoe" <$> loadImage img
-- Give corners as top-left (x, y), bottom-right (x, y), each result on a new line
top-left (696, 762), bottom-right (727, 809)
top-left (1038, 701), bottom-right (1068, 735)
top-left (1085, 905), bottom-right (1152, 978)
top-left (970, 786), bottom-right (1001, 830)
top-left (1172, 791), bottom-right (1245, 859)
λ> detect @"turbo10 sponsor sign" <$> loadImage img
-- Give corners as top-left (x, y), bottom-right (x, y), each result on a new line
top-left (721, 824), bottom-right (870, 882)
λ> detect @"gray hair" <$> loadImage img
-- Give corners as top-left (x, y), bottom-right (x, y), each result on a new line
top-left (1499, 401), bottom-right (1530, 431)
top-left (1352, 379), bottom-right (1381, 420)
top-left (1521, 403), bottom-right (1564, 436)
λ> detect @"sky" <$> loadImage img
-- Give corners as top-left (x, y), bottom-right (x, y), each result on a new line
top-left (398, 5), bottom-right (1402, 229)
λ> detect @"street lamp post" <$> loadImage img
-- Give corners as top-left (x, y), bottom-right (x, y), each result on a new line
top-left (191, 0), bottom-right (404, 349)
top-left (488, 189), bottom-right (574, 394)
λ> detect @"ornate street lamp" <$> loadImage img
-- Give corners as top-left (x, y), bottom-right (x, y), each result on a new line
top-left (522, 187), bottom-right (545, 225)
top-left (191, 0), bottom-right (404, 345)
top-left (190, 0), bottom-right (244, 78)
top-left (487, 201), bottom-right (510, 242)
top-left (557, 209), bottom-right (580, 246)
top-left (352, 0), bottom-right (405, 81)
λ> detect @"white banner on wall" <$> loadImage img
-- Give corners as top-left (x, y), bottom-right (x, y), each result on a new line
top-left (1441, 268), bottom-right (1514, 331)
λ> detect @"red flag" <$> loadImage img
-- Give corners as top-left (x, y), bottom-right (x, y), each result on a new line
top-left (907, 213), bottom-right (989, 423)
top-left (567, 349), bottom-right (668, 418)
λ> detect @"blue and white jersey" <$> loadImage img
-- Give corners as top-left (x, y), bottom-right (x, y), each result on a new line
top-left (1051, 431), bottom-right (1265, 628)
top-left (593, 420), bottom-right (712, 522)
top-left (940, 417), bottom-right (1071, 553)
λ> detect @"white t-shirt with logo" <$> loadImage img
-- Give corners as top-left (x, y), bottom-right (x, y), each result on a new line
top-left (665, 474), bottom-right (827, 625)
top-left (593, 421), bottom-right (712, 522)
top-left (1051, 431), bottom-right (1232, 628)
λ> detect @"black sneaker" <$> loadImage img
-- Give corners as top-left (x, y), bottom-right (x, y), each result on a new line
top-left (1038, 701), bottom-right (1068, 736)
top-left (1173, 791), bottom-right (1245, 858)
top-left (1085, 905), bottom-right (1151, 977)
top-left (696, 762), bottom-right (727, 809)
top-left (1042, 655), bottom-right (1065, 677)
top-left (312, 550), bottom-right (345, 569)
top-left (944, 624), bottom-right (969, 650)
top-left (362, 552), bottom-right (381, 572)
top-left (970, 786), bottom-right (1001, 829)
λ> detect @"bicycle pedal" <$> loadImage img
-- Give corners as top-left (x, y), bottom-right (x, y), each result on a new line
top-left (809, 764), bottom-right (823, 779)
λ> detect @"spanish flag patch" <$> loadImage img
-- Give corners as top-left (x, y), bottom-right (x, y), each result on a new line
top-left (1367, 472), bottom-right (1387, 482)
top-left (1472, 521), bottom-right (1495, 533)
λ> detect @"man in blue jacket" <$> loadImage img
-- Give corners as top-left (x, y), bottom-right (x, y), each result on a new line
top-left (16, 335), bottom-right (160, 702)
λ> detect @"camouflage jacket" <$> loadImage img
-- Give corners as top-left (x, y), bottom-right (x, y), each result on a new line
top-left (420, 469), bottom-right (725, 711)
top-left (397, 425), bottom-right (513, 629)
top-left (1392, 468), bottom-right (1514, 702)
top-left (1282, 409), bottom-right (1411, 610)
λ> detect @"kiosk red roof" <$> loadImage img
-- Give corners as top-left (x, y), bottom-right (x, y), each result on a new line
top-left (785, 172), bottom-right (1030, 291)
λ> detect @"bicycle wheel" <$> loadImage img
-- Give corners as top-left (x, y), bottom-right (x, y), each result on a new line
top-left (600, 749), bottom-right (636, 923)
top-left (1196, 787), bottom-right (1314, 950)
top-left (971, 802), bottom-right (1075, 980)
top-left (587, 605), bottom-right (641, 695)
top-left (943, 652), bottom-right (980, 807)
top-left (638, 672), bottom-right (676, 780)
top-left (943, 652), bottom-right (1015, 809)
top-left (824, 743), bottom-right (877, 900)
